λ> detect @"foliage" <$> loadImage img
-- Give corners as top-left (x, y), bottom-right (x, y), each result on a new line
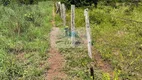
top-left (59, 48), bottom-right (104, 80)
top-left (60, 0), bottom-right (141, 8)
top-left (60, 0), bottom-right (94, 7)
top-left (92, 3), bottom-right (142, 80)
top-left (90, 4), bottom-right (142, 79)
top-left (59, 2), bottom-right (142, 80)
top-left (0, 1), bottom-right (52, 79)
top-left (0, 0), bottom-right (51, 5)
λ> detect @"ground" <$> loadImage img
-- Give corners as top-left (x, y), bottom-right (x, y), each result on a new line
top-left (46, 6), bottom-right (67, 80)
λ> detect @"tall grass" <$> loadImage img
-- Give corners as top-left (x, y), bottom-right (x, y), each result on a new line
top-left (91, 4), bottom-right (142, 80)
top-left (59, 2), bottom-right (142, 80)
top-left (0, 1), bottom-right (52, 79)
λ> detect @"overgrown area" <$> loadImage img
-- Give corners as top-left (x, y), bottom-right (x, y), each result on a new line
top-left (56, 1), bottom-right (142, 80)
top-left (0, 0), bottom-right (142, 80)
top-left (0, 1), bottom-right (52, 79)
top-left (91, 4), bottom-right (142, 80)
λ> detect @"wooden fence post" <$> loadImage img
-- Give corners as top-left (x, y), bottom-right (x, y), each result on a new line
top-left (55, 2), bottom-right (60, 14)
top-left (84, 8), bottom-right (92, 59)
top-left (71, 5), bottom-right (75, 47)
top-left (59, 3), bottom-right (63, 18)
top-left (62, 4), bottom-right (66, 26)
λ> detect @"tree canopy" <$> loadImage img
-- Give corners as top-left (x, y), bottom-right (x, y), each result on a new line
top-left (60, 0), bottom-right (141, 7)
top-left (0, 0), bottom-right (49, 6)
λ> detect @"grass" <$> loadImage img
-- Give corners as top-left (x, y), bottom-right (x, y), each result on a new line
top-left (56, 2), bottom-right (142, 80)
top-left (1, 1), bottom-right (142, 80)
top-left (91, 4), bottom-right (142, 80)
top-left (0, 1), bottom-right (53, 79)
top-left (59, 48), bottom-right (103, 80)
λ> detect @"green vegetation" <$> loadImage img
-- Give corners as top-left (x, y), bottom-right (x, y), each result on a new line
top-left (56, 1), bottom-right (142, 80)
top-left (91, 4), bottom-right (142, 80)
top-left (60, 48), bottom-right (98, 80)
top-left (0, 0), bottom-right (142, 79)
top-left (1, 0), bottom-right (50, 6)
top-left (0, 1), bottom-right (52, 79)
top-left (61, 0), bottom-right (140, 8)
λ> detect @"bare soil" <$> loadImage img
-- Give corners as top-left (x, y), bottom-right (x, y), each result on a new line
top-left (46, 5), bottom-right (66, 80)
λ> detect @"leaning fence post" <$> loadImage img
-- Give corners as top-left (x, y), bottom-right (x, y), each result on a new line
top-left (71, 5), bottom-right (75, 47)
top-left (59, 3), bottom-right (63, 18)
top-left (84, 8), bottom-right (92, 59)
top-left (55, 2), bottom-right (60, 14)
top-left (62, 4), bottom-right (66, 26)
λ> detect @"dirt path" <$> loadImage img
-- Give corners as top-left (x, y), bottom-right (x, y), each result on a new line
top-left (46, 4), bottom-right (66, 80)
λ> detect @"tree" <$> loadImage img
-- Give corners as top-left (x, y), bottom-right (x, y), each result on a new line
top-left (61, 0), bottom-right (141, 8)
top-left (0, 0), bottom-right (49, 6)
top-left (61, 0), bottom-right (99, 7)
top-left (1, 0), bottom-right (10, 6)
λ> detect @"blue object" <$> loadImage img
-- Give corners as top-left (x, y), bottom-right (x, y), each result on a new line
top-left (71, 31), bottom-right (76, 37)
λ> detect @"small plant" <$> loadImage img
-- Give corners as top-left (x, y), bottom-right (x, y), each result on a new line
top-left (103, 72), bottom-right (110, 80)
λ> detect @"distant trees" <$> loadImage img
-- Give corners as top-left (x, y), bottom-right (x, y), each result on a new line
top-left (93, 0), bottom-right (98, 7)
top-left (1, 0), bottom-right (10, 6)
top-left (0, 0), bottom-right (141, 7)
top-left (0, 0), bottom-right (49, 6)
top-left (60, 0), bottom-right (99, 7)
top-left (132, 0), bottom-right (140, 7)
top-left (61, 0), bottom-right (141, 8)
